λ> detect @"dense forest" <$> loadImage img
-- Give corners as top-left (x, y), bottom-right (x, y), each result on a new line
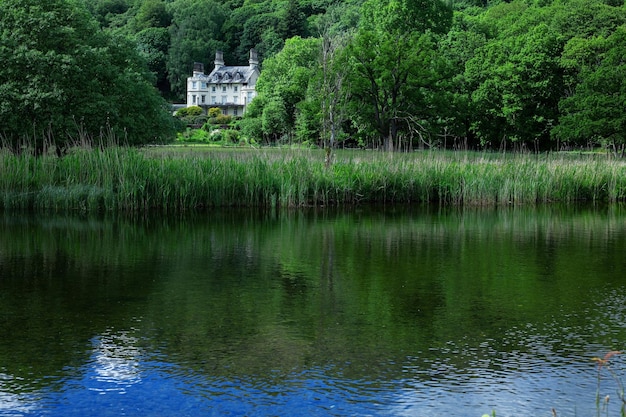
top-left (1, 0), bottom-right (625, 152)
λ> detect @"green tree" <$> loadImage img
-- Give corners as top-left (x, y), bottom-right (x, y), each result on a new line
top-left (280, 0), bottom-right (307, 39)
top-left (88, 0), bottom-right (131, 28)
top-left (555, 26), bottom-right (626, 154)
top-left (251, 36), bottom-right (322, 143)
top-left (262, 98), bottom-right (289, 142)
top-left (0, 0), bottom-right (175, 151)
top-left (435, 12), bottom-right (488, 149)
top-left (135, 0), bottom-right (172, 30)
top-left (239, 12), bottom-right (284, 60)
top-left (346, 0), bottom-right (452, 150)
top-left (166, 0), bottom-right (228, 98)
top-left (136, 27), bottom-right (171, 95)
top-left (466, 20), bottom-right (564, 151)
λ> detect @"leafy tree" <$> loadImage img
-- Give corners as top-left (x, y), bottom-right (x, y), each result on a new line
top-left (136, 27), bottom-right (171, 95)
top-left (135, 0), bottom-right (172, 30)
top-left (346, 0), bottom-right (452, 150)
top-left (555, 26), bottom-right (626, 154)
top-left (251, 36), bottom-right (322, 142)
top-left (239, 12), bottom-right (284, 60)
top-left (262, 98), bottom-right (289, 142)
top-left (466, 20), bottom-right (564, 151)
top-left (88, 0), bottom-right (131, 28)
top-left (257, 27), bottom-right (286, 59)
top-left (0, 0), bottom-right (176, 151)
top-left (435, 12), bottom-right (488, 148)
top-left (280, 0), bottom-right (308, 39)
top-left (166, 0), bottom-right (228, 98)
top-left (223, 0), bottom-right (288, 63)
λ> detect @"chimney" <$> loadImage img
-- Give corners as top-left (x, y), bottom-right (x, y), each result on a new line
top-left (214, 51), bottom-right (225, 70)
top-left (193, 62), bottom-right (204, 75)
top-left (249, 49), bottom-right (259, 69)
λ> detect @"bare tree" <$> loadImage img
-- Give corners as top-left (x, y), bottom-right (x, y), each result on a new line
top-left (317, 13), bottom-right (353, 167)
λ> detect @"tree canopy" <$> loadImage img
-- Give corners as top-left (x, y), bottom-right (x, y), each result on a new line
top-left (0, 0), bottom-right (175, 150)
top-left (3, 0), bottom-right (626, 152)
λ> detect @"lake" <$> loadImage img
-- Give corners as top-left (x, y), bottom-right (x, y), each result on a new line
top-left (1, 205), bottom-right (625, 416)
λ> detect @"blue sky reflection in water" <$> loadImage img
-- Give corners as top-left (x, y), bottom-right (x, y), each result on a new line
top-left (1, 206), bottom-right (626, 417)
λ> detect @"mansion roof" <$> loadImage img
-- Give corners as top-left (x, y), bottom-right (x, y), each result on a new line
top-left (208, 66), bottom-right (256, 84)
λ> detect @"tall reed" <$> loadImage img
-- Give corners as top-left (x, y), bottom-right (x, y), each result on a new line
top-left (1, 147), bottom-right (625, 212)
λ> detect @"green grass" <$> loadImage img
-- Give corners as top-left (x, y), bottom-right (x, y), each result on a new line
top-left (1, 147), bottom-right (626, 211)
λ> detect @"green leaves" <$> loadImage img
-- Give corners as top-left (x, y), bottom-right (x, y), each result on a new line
top-left (166, 0), bottom-right (228, 97)
top-left (0, 0), bottom-right (175, 148)
top-left (556, 25), bottom-right (626, 150)
top-left (346, 0), bottom-right (448, 149)
top-left (247, 36), bottom-right (322, 142)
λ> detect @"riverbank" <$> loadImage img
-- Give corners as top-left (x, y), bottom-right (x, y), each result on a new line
top-left (1, 146), bottom-right (625, 211)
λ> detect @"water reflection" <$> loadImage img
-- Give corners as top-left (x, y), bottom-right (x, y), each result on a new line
top-left (89, 330), bottom-right (143, 394)
top-left (0, 205), bottom-right (625, 416)
top-left (0, 373), bottom-right (38, 416)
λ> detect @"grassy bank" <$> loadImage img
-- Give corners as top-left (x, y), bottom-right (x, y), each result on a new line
top-left (1, 146), bottom-right (626, 211)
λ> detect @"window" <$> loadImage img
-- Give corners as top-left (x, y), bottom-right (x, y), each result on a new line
top-left (234, 86), bottom-right (238, 92)
top-left (233, 109), bottom-right (238, 116)
top-left (192, 81), bottom-right (197, 89)
top-left (201, 95), bottom-right (206, 104)
top-left (211, 96), bottom-right (216, 104)
top-left (221, 96), bottom-right (227, 104)
top-left (192, 95), bottom-right (196, 103)
top-left (222, 86), bottom-right (227, 92)
top-left (211, 86), bottom-right (216, 92)
top-left (233, 96), bottom-right (238, 104)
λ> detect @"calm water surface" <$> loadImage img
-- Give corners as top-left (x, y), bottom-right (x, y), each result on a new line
top-left (1, 206), bottom-right (626, 416)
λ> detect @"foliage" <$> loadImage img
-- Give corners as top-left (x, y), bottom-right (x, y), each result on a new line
top-left (555, 25), bottom-right (626, 155)
top-left (5, 0), bottom-right (626, 151)
top-left (216, 114), bottom-right (234, 125)
top-left (135, 0), bottom-right (171, 30)
top-left (166, 0), bottom-right (228, 97)
top-left (0, 0), bottom-right (176, 150)
top-left (176, 106), bottom-right (203, 118)
top-left (135, 26), bottom-right (171, 93)
top-left (345, 0), bottom-right (452, 150)
top-left (208, 107), bottom-right (222, 118)
top-left (244, 36), bottom-right (322, 143)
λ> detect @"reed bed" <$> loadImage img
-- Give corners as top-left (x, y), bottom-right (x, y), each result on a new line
top-left (1, 147), bottom-right (625, 211)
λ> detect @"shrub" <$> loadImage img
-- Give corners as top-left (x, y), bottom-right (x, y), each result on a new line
top-left (175, 106), bottom-right (203, 118)
top-left (223, 129), bottom-right (240, 143)
top-left (215, 114), bottom-right (232, 125)
top-left (208, 107), bottom-right (221, 118)
top-left (175, 128), bottom-right (211, 143)
top-left (186, 106), bottom-right (203, 116)
top-left (238, 117), bottom-right (263, 143)
top-left (209, 129), bottom-right (223, 142)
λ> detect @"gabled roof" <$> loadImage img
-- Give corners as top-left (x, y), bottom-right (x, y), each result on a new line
top-left (208, 66), bottom-right (257, 84)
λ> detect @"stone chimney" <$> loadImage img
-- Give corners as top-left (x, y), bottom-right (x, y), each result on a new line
top-left (193, 62), bottom-right (204, 75)
top-left (249, 49), bottom-right (259, 69)
top-left (214, 51), bottom-right (225, 70)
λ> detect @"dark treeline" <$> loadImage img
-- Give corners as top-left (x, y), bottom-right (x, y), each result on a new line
top-left (1, 0), bottom-right (625, 153)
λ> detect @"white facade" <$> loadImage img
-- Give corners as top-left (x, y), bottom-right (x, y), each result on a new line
top-left (186, 50), bottom-right (259, 116)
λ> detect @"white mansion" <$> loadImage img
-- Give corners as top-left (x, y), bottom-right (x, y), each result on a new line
top-left (186, 50), bottom-right (260, 116)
